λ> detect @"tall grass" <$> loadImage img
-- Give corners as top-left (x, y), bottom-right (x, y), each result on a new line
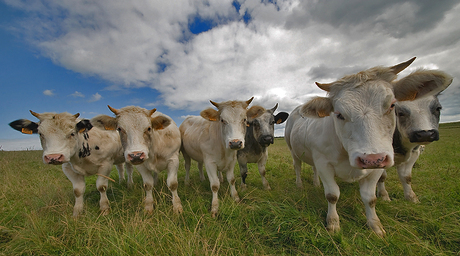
top-left (1, 123), bottom-right (459, 255)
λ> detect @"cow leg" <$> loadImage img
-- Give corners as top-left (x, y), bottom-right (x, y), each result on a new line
top-left (62, 163), bottom-right (85, 217)
top-left (137, 164), bottom-right (155, 214)
top-left (239, 161), bottom-right (249, 190)
top-left (376, 170), bottom-right (391, 201)
top-left (166, 155), bottom-right (183, 214)
top-left (312, 166), bottom-right (321, 187)
top-left (198, 162), bottom-right (205, 181)
top-left (96, 168), bottom-right (111, 216)
top-left (125, 163), bottom-right (134, 188)
top-left (205, 161), bottom-right (220, 217)
top-left (316, 163), bottom-right (340, 232)
top-left (183, 150), bottom-right (192, 186)
top-left (258, 153), bottom-right (271, 190)
top-left (226, 165), bottom-right (240, 203)
top-left (115, 163), bottom-right (125, 184)
top-left (359, 169), bottom-right (386, 237)
top-left (397, 151), bottom-right (420, 203)
top-left (293, 155), bottom-right (303, 188)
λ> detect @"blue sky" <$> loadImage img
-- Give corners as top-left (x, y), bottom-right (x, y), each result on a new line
top-left (1, 0), bottom-right (460, 150)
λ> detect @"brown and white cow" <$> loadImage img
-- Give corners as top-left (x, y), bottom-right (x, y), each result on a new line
top-left (91, 106), bottom-right (183, 214)
top-left (9, 111), bottom-right (133, 217)
top-left (180, 97), bottom-right (263, 217)
top-left (377, 73), bottom-right (452, 202)
top-left (285, 57), bottom-right (452, 236)
top-left (237, 103), bottom-right (289, 190)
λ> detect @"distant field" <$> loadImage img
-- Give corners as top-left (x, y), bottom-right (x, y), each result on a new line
top-left (1, 122), bottom-right (459, 255)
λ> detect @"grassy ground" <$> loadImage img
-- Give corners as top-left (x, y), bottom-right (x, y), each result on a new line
top-left (0, 122), bottom-right (459, 255)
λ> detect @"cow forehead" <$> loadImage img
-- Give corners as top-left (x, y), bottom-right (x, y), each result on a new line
top-left (396, 95), bottom-right (438, 109)
top-left (333, 81), bottom-right (394, 112)
top-left (116, 107), bottom-right (151, 126)
top-left (37, 113), bottom-right (77, 134)
top-left (219, 104), bottom-right (248, 120)
top-left (254, 110), bottom-right (274, 123)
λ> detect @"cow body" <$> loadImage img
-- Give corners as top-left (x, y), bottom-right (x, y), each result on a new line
top-left (377, 91), bottom-right (450, 202)
top-left (92, 106), bottom-right (183, 214)
top-left (9, 111), bottom-right (133, 217)
top-left (237, 104), bottom-right (289, 190)
top-left (180, 97), bottom-right (262, 217)
top-left (285, 58), bottom-right (452, 236)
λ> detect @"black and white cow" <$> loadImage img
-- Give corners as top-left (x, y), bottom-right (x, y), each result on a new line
top-left (237, 103), bottom-right (289, 190)
top-left (9, 111), bottom-right (133, 216)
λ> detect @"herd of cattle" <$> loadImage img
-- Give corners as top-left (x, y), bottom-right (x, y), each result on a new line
top-left (9, 57), bottom-right (453, 237)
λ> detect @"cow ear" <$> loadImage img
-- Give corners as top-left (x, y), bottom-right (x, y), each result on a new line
top-left (76, 119), bottom-right (93, 133)
top-left (151, 116), bottom-right (171, 130)
top-left (200, 108), bottom-right (219, 121)
top-left (393, 69), bottom-right (453, 101)
top-left (9, 119), bottom-right (39, 134)
top-left (274, 112), bottom-right (289, 124)
top-left (247, 106), bottom-right (265, 121)
top-left (300, 97), bottom-right (333, 118)
top-left (90, 115), bottom-right (117, 131)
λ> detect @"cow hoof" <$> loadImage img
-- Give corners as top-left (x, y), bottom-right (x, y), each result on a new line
top-left (240, 184), bottom-right (247, 191)
top-left (101, 208), bottom-right (110, 216)
top-left (264, 185), bottom-right (272, 191)
top-left (370, 223), bottom-right (386, 237)
top-left (405, 193), bottom-right (420, 203)
top-left (296, 181), bottom-right (303, 189)
top-left (174, 204), bottom-right (183, 214)
top-left (326, 220), bottom-right (340, 233)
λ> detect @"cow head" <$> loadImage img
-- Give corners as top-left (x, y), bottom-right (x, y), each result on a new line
top-left (299, 57), bottom-right (452, 169)
top-left (9, 111), bottom-right (92, 165)
top-left (92, 106), bottom-right (171, 165)
top-left (200, 97), bottom-right (263, 150)
top-left (247, 103), bottom-right (289, 147)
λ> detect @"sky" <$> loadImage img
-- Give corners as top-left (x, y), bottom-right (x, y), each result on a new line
top-left (1, 0), bottom-right (459, 151)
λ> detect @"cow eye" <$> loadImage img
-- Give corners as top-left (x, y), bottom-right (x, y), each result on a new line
top-left (335, 112), bottom-right (345, 120)
top-left (221, 119), bottom-right (227, 125)
top-left (436, 106), bottom-right (442, 112)
top-left (147, 127), bottom-right (152, 132)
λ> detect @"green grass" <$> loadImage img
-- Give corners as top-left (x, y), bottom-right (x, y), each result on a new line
top-left (1, 122), bottom-right (459, 255)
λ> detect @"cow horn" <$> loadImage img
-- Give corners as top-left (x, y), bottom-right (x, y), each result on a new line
top-left (29, 110), bottom-right (40, 119)
top-left (210, 100), bottom-right (219, 108)
top-left (270, 103), bottom-right (279, 112)
top-left (107, 105), bottom-right (119, 115)
top-left (246, 97), bottom-right (254, 106)
top-left (74, 113), bottom-right (80, 119)
top-left (149, 108), bottom-right (157, 116)
top-left (391, 57), bottom-right (416, 75)
top-left (316, 82), bottom-right (332, 92)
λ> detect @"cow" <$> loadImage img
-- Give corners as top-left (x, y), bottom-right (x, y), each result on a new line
top-left (9, 111), bottom-right (134, 217)
top-left (376, 77), bottom-right (452, 202)
top-left (180, 97), bottom-right (263, 217)
top-left (237, 103), bottom-right (289, 190)
top-left (284, 57), bottom-right (452, 236)
top-left (90, 106), bottom-right (183, 214)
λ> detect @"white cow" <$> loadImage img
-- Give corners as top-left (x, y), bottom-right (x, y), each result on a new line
top-left (237, 104), bottom-right (289, 190)
top-left (9, 111), bottom-right (134, 217)
top-left (285, 57), bottom-right (452, 236)
top-left (180, 97), bottom-right (263, 217)
top-left (377, 74), bottom-right (452, 202)
top-left (91, 106), bottom-right (183, 214)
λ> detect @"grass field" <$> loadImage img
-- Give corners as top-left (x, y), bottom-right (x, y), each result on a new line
top-left (1, 122), bottom-right (459, 255)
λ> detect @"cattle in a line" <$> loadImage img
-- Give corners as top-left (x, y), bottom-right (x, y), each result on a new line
top-left (237, 103), bottom-right (289, 190)
top-left (180, 97), bottom-right (264, 217)
top-left (377, 74), bottom-right (452, 202)
top-left (9, 111), bottom-right (134, 217)
top-left (284, 57), bottom-right (453, 236)
top-left (91, 106), bottom-right (183, 214)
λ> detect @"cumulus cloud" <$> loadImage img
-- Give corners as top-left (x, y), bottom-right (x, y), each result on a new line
top-left (71, 91), bottom-right (85, 98)
top-left (43, 89), bottom-right (55, 96)
top-left (88, 93), bottom-right (102, 102)
top-left (5, 0), bottom-right (460, 122)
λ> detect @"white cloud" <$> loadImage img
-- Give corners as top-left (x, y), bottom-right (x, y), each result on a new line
top-left (71, 91), bottom-right (85, 98)
top-left (43, 89), bottom-right (55, 96)
top-left (88, 93), bottom-right (102, 102)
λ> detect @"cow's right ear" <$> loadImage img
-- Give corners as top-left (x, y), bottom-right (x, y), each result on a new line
top-left (9, 119), bottom-right (39, 134)
top-left (247, 106), bottom-right (265, 121)
top-left (76, 119), bottom-right (93, 133)
top-left (393, 69), bottom-right (453, 101)
top-left (90, 115), bottom-right (118, 130)
top-left (299, 97), bottom-right (333, 118)
top-left (200, 108), bottom-right (219, 121)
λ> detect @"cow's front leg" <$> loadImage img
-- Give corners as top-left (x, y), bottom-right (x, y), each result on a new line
top-left (258, 153), bottom-right (271, 190)
top-left (115, 163), bottom-right (126, 184)
top-left (317, 164), bottom-right (340, 232)
top-left (96, 171), bottom-right (111, 216)
top-left (125, 163), bottom-right (134, 188)
top-left (166, 156), bottom-right (183, 214)
top-left (397, 152), bottom-right (420, 203)
top-left (239, 161), bottom-right (249, 190)
top-left (312, 166), bottom-right (321, 187)
top-left (225, 166), bottom-right (240, 202)
top-left (198, 162), bottom-right (205, 181)
top-left (205, 161), bottom-right (220, 217)
top-left (359, 169), bottom-right (386, 237)
top-left (376, 170), bottom-right (391, 201)
top-left (137, 164), bottom-right (155, 214)
top-left (183, 150), bottom-right (192, 185)
top-left (292, 154), bottom-right (303, 188)
top-left (62, 164), bottom-right (85, 217)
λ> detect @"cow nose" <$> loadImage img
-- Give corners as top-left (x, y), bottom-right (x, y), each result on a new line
top-left (410, 129), bottom-right (439, 143)
top-left (128, 151), bottom-right (146, 165)
top-left (229, 140), bottom-right (243, 150)
top-left (44, 154), bottom-right (65, 165)
top-left (356, 153), bottom-right (391, 169)
top-left (259, 135), bottom-right (274, 146)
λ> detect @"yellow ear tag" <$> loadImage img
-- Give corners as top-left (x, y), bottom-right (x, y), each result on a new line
top-left (209, 117), bottom-right (217, 121)
top-left (105, 125), bottom-right (115, 130)
top-left (22, 128), bottom-right (33, 134)
top-left (276, 119), bottom-right (283, 124)
top-left (78, 128), bottom-right (86, 133)
top-left (317, 111), bottom-right (328, 118)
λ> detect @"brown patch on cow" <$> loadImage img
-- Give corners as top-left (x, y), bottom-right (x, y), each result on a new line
top-left (326, 193), bottom-right (338, 204)
top-left (368, 197), bottom-right (377, 208)
top-left (144, 183), bottom-right (153, 191)
top-left (74, 189), bottom-right (82, 198)
top-left (211, 185), bottom-right (219, 193)
top-left (405, 176), bottom-right (412, 184)
top-left (230, 178), bottom-right (235, 185)
top-left (169, 182), bottom-right (178, 191)
top-left (97, 185), bottom-right (107, 192)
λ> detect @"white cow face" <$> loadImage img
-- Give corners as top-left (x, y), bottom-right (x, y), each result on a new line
top-left (105, 106), bottom-right (171, 165)
top-left (395, 95), bottom-right (442, 144)
top-left (300, 58), bottom-right (452, 169)
top-left (200, 97), bottom-right (262, 150)
top-left (9, 111), bottom-right (92, 164)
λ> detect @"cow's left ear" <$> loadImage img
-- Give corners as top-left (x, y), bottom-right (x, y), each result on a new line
top-left (151, 116), bottom-right (171, 130)
top-left (76, 119), bottom-right (93, 133)
top-left (274, 112), bottom-right (289, 124)
top-left (90, 115), bottom-right (117, 131)
top-left (300, 97), bottom-right (333, 118)
top-left (201, 108), bottom-right (219, 121)
top-left (9, 119), bottom-right (39, 134)
top-left (247, 106), bottom-right (265, 121)
top-left (393, 69), bottom-right (453, 101)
